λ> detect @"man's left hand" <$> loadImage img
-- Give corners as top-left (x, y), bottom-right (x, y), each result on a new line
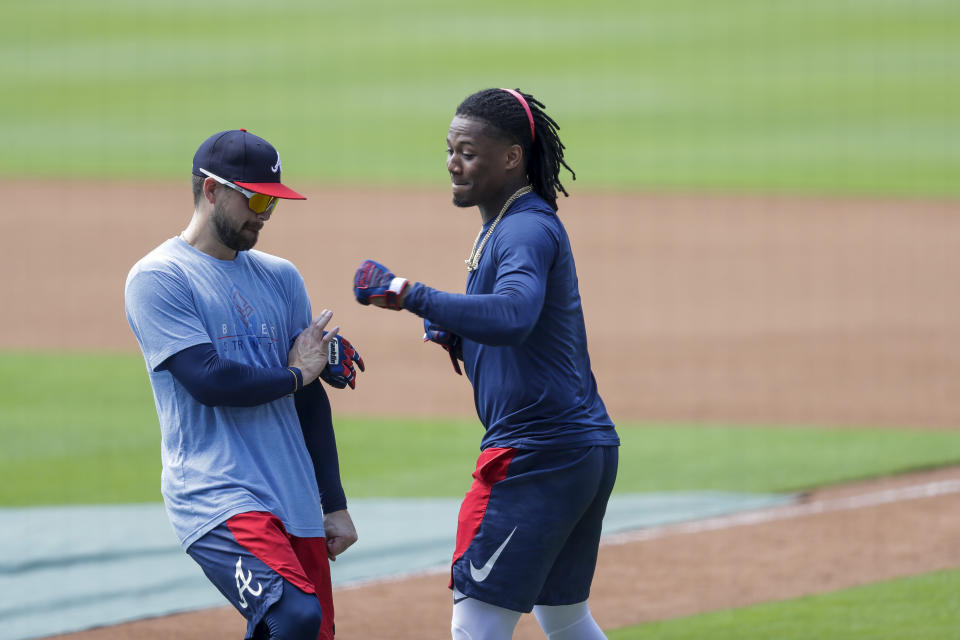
top-left (320, 333), bottom-right (365, 389)
top-left (323, 509), bottom-right (358, 561)
top-left (423, 319), bottom-right (463, 375)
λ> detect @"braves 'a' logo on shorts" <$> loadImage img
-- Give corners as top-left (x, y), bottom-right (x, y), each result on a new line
top-left (235, 556), bottom-right (263, 609)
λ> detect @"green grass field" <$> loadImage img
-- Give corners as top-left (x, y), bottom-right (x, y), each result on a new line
top-left (4, 351), bottom-right (960, 507)
top-left (609, 568), bottom-right (960, 639)
top-left (1, 0), bottom-right (958, 195)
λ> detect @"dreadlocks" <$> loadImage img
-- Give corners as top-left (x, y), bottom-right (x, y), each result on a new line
top-left (455, 88), bottom-right (575, 211)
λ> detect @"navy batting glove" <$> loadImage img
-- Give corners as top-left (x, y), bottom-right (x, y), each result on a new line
top-left (354, 259), bottom-right (408, 310)
top-left (320, 333), bottom-right (365, 390)
top-left (423, 318), bottom-right (463, 376)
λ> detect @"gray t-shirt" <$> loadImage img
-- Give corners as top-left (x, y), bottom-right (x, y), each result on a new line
top-left (125, 237), bottom-right (324, 549)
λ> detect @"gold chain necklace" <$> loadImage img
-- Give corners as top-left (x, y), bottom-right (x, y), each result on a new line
top-left (464, 186), bottom-right (533, 272)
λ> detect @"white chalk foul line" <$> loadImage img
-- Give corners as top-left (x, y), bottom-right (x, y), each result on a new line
top-left (601, 478), bottom-right (960, 547)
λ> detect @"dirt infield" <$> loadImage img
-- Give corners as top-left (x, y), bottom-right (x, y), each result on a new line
top-left (6, 181), bottom-right (960, 638)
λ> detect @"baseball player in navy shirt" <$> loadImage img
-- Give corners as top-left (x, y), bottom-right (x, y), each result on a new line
top-left (125, 129), bottom-right (363, 640)
top-left (354, 89), bottom-right (620, 639)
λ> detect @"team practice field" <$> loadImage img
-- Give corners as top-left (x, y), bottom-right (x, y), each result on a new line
top-left (3, 0), bottom-right (960, 636)
top-left (3, 184), bottom-right (960, 639)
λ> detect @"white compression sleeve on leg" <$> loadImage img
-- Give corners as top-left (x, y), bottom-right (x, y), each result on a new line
top-left (451, 589), bottom-right (522, 640)
top-left (533, 601), bottom-right (607, 640)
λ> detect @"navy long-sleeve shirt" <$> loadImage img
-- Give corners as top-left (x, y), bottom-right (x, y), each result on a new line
top-left (404, 191), bottom-right (619, 451)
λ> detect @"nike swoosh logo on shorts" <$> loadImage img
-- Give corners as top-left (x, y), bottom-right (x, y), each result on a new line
top-left (469, 526), bottom-right (517, 583)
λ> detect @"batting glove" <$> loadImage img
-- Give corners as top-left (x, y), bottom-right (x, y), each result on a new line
top-left (320, 333), bottom-right (365, 390)
top-left (423, 318), bottom-right (463, 376)
top-left (354, 259), bottom-right (409, 310)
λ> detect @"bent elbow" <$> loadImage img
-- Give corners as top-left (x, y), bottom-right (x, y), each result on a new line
top-left (182, 380), bottom-right (234, 407)
top-left (191, 389), bottom-right (225, 407)
top-left (491, 316), bottom-right (537, 346)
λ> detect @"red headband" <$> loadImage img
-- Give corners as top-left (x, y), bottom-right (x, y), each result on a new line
top-left (500, 88), bottom-right (535, 142)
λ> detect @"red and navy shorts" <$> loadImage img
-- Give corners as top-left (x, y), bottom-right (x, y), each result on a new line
top-left (186, 511), bottom-right (334, 640)
top-left (451, 445), bottom-right (619, 612)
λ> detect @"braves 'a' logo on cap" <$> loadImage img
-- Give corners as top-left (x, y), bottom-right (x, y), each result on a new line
top-left (271, 152), bottom-right (281, 174)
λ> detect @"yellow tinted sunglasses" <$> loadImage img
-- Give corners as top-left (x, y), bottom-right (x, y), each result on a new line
top-left (200, 168), bottom-right (279, 214)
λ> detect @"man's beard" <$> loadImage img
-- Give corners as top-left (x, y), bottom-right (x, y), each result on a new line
top-left (451, 196), bottom-right (472, 208)
top-left (212, 201), bottom-right (258, 252)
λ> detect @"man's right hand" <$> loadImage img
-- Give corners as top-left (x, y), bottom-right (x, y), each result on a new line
top-left (288, 309), bottom-right (338, 383)
top-left (353, 259), bottom-right (409, 310)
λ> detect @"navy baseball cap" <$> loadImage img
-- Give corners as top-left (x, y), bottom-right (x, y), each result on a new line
top-left (192, 129), bottom-right (306, 200)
